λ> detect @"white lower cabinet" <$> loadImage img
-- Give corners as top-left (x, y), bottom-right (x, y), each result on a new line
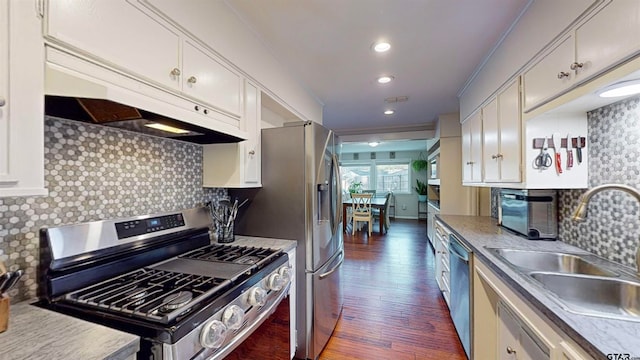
top-left (0, 0), bottom-right (46, 197)
top-left (474, 259), bottom-right (594, 360)
top-left (434, 220), bottom-right (450, 307)
top-left (498, 301), bottom-right (550, 360)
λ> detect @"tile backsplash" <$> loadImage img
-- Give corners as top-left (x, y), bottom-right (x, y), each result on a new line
top-left (0, 117), bottom-right (226, 302)
top-left (558, 95), bottom-right (640, 268)
top-left (491, 95), bottom-right (640, 269)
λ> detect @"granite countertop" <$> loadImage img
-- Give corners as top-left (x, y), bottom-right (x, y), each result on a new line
top-left (0, 301), bottom-right (139, 360)
top-left (0, 236), bottom-right (295, 360)
top-left (437, 215), bottom-right (640, 360)
top-left (228, 235), bottom-right (297, 253)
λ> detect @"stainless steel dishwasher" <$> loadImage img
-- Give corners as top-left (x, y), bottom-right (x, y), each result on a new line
top-left (449, 234), bottom-right (473, 359)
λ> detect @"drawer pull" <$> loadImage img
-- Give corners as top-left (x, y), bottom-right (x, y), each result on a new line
top-left (557, 71), bottom-right (570, 79)
top-left (506, 346), bottom-right (516, 354)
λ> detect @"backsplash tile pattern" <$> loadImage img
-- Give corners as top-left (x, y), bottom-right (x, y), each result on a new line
top-left (0, 117), bottom-right (226, 302)
top-left (558, 95), bottom-right (640, 268)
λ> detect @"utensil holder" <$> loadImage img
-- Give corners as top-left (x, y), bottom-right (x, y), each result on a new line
top-left (215, 219), bottom-right (235, 243)
top-left (0, 296), bottom-right (9, 333)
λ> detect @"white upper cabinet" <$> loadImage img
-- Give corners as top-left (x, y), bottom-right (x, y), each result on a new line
top-left (483, 79), bottom-right (521, 183)
top-left (523, 35), bottom-right (575, 112)
top-left (44, 0), bottom-right (245, 123)
top-left (202, 80), bottom-right (262, 188)
top-left (462, 111), bottom-right (482, 184)
top-left (574, 0), bottom-right (640, 82)
top-left (524, 0), bottom-right (640, 112)
top-left (182, 39), bottom-right (242, 117)
top-left (45, 0), bottom-right (181, 91)
top-left (0, 0), bottom-right (46, 197)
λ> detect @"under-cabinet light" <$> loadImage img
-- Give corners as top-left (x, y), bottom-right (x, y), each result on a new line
top-left (598, 79), bottom-right (640, 98)
top-left (377, 76), bottom-right (394, 84)
top-left (144, 123), bottom-right (190, 134)
top-left (384, 109), bottom-right (395, 115)
top-left (368, 142), bottom-right (380, 147)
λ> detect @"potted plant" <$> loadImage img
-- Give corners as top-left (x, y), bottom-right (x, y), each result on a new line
top-left (411, 158), bottom-right (428, 172)
top-left (348, 181), bottom-right (363, 194)
top-left (415, 179), bottom-right (428, 202)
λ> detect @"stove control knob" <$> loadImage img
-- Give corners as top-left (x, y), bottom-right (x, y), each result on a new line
top-left (278, 266), bottom-right (292, 285)
top-left (247, 286), bottom-right (267, 307)
top-left (267, 273), bottom-right (285, 291)
top-left (222, 305), bottom-right (244, 330)
top-left (200, 319), bottom-right (227, 349)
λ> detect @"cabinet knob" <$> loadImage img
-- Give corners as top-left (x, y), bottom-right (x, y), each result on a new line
top-left (170, 68), bottom-right (181, 76)
top-left (492, 154), bottom-right (504, 159)
top-left (570, 62), bottom-right (584, 70)
top-left (557, 71), bottom-right (570, 79)
top-left (194, 105), bottom-right (200, 111)
top-left (187, 76), bottom-right (197, 84)
top-left (248, 150), bottom-right (256, 155)
top-left (204, 109), bottom-right (209, 115)
top-left (506, 346), bottom-right (516, 354)
top-left (466, 161), bottom-right (474, 165)
top-left (0, 97), bottom-right (5, 107)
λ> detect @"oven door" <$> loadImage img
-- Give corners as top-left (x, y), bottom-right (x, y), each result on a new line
top-left (224, 296), bottom-right (291, 359)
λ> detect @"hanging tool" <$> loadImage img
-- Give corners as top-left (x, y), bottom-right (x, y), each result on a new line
top-left (576, 136), bottom-right (583, 164)
top-left (566, 133), bottom-right (574, 169)
top-left (533, 137), bottom-right (552, 170)
top-left (552, 133), bottom-right (562, 174)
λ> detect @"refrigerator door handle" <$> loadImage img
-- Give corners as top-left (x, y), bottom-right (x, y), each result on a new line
top-left (331, 153), bottom-right (343, 235)
top-left (319, 250), bottom-right (344, 279)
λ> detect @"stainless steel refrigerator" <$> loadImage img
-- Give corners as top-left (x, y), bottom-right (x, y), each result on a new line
top-left (233, 121), bottom-right (344, 360)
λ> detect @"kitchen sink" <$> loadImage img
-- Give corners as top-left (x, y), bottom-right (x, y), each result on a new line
top-left (488, 248), bottom-right (618, 277)
top-left (529, 272), bottom-right (640, 321)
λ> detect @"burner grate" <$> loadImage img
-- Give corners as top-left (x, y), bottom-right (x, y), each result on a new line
top-left (64, 268), bottom-right (230, 323)
top-left (180, 244), bottom-right (277, 265)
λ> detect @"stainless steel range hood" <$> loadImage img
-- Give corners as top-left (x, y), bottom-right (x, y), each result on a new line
top-left (44, 67), bottom-right (248, 144)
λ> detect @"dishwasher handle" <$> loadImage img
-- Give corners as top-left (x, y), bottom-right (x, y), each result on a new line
top-left (449, 235), bottom-right (471, 262)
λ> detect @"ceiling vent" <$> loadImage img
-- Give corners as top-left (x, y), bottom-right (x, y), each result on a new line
top-left (384, 96), bottom-right (409, 103)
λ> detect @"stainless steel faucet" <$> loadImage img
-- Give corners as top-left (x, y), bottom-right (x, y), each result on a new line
top-left (572, 183), bottom-right (640, 274)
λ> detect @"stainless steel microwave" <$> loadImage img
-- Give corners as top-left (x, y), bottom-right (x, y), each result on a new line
top-left (499, 189), bottom-right (557, 240)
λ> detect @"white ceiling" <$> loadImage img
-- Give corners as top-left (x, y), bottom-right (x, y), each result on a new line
top-left (226, 0), bottom-right (530, 134)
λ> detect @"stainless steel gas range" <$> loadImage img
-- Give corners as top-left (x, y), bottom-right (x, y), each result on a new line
top-left (37, 207), bottom-right (292, 360)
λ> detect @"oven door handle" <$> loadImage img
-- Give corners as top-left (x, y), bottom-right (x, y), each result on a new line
top-left (319, 250), bottom-right (344, 279)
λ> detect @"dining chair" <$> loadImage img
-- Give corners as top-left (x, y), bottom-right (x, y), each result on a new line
top-left (373, 192), bottom-right (392, 233)
top-left (350, 193), bottom-right (373, 236)
top-left (362, 189), bottom-right (376, 197)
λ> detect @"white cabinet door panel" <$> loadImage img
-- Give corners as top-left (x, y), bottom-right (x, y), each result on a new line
top-left (45, 0), bottom-right (181, 90)
top-left (523, 35), bottom-right (574, 112)
top-left (182, 40), bottom-right (242, 117)
top-left (243, 82), bottom-right (260, 184)
top-left (470, 112), bottom-right (483, 182)
top-left (575, 0), bottom-right (640, 81)
top-left (482, 98), bottom-right (499, 182)
top-left (461, 119), bottom-right (473, 183)
top-left (497, 80), bottom-right (522, 182)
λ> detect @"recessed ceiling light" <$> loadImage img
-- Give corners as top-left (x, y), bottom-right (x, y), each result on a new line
top-left (373, 42), bottom-right (391, 53)
top-left (597, 79), bottom-right (640, 98)
top-left (377, 75), bottom-right (394, 84)
top-left (368, 141), bottom-right (380, 147)
top-left (384, 109), bottom-right (395, 115)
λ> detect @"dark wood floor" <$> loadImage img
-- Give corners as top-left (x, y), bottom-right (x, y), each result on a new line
top-left (319, 219), bottom-right (466, 360)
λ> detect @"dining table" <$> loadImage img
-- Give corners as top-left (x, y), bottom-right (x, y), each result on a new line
top-left (342, 197), bottom-right (388, 234)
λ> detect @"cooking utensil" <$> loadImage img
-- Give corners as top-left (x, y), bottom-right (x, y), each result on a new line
top-left (576, 136), bottom-right (583, 164)
top-left (0, 272), bottom-right (11, 293)
top-left (1, 270), bottom-right (22, 295)
top-left (552, 133), bottom-right (562, 174)
top-left (566, 133), bottom-right (574, 169)
top-left (534, 137), bottom-right (552, 170)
